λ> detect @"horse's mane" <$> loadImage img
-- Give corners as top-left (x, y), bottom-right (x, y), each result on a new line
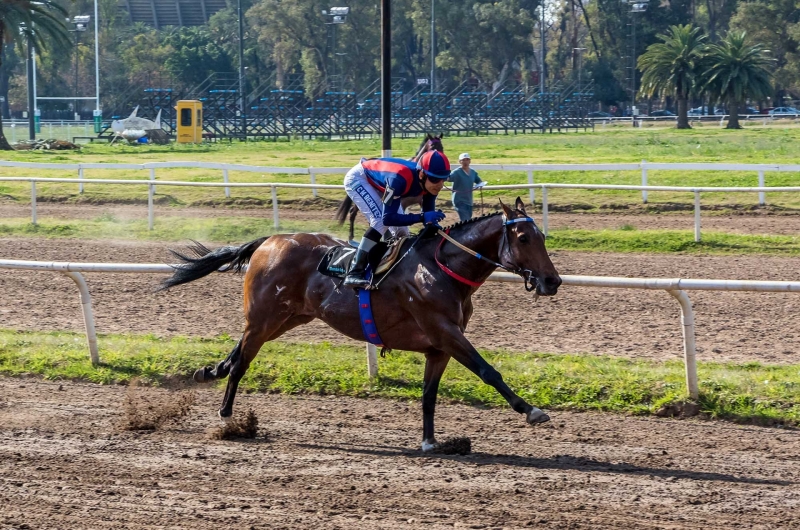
top-left (441, 211), bottom-right (502, 232)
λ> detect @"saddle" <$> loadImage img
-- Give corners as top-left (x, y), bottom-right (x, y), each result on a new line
top-left (317, 236), bottom-right (410, 280)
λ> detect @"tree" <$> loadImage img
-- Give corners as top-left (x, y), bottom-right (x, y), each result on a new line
top-left (0, 0), bottom-right (70, 150)
top-left (703, 31), bottom-right (773, 129)
top-left (729, 0), bottom-right (799, 100)
top-left (638, 24), bottom-right (706, 129)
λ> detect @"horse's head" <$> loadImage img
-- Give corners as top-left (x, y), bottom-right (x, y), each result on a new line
top-left (414, 133), bottom-right (444, 161)
top-left (499, 197), bottom-right (561, 297)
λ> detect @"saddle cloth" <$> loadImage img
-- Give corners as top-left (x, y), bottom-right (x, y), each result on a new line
top-left (317, 236), bottom-right (410, 279)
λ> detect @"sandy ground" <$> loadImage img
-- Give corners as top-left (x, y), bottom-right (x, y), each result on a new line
top-left (1, 377), bottom-right (799, 529)
top-left (1, 234), bottom-right (799, 364)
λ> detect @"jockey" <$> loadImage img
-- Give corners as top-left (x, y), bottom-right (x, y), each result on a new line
top-left (342, 150), bottom-right (451, 289)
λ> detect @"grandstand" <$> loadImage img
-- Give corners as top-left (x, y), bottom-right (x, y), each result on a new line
top-left (118, 0), bottom-right (227, 28)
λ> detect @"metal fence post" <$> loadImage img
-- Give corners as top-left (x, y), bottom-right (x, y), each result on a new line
top-left (63, 271), bottom-right (100, 365)
top-left (366, 343), bottom-right (378, 378)
top-left (527, 169), bottom-right (535, 205)
top-left (31, 181), bottom-right (37, 225)
top-left (641, 160), bottom-right (648, 203)
top-left (148, 183), bottom-right (155, 230)
top-left (667, 289), bottom-right (698, 400)
top-left (694, 190), bottom-right (701, 242)
top-left (541, 186), bottom-right (548, 236)
top-left (758, 170), bottom-right (765, 206)
top-left (271, 185), bottom-right (279, 229)
top-left (149, 168), bottom-right (156, 194)
top-left (223, 169), bottom-right (230, 198)
top-left (79, 166), bottom-right (85, 194)
top-left (310, 168), bottom-right (318, 198)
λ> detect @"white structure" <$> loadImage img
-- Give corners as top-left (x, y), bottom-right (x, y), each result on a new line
top-left (2, 259), bottom-right (799, 399)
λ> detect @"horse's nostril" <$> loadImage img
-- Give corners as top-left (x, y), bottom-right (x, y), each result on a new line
top-left (545, 276), bottom-right (561, 288)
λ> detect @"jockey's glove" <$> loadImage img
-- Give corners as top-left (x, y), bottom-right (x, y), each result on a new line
top-left (422, 210), bottom-right (446, 225)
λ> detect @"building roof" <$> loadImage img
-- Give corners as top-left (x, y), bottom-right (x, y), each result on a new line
top-left (119, 0), bottom-right (228, 28)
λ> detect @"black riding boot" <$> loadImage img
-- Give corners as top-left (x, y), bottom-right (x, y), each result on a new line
top-left (344, 228), bottom-right (382, 289)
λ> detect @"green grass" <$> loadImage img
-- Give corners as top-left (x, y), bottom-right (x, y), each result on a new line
top-left (2, 128), bottom-right (800, 210)
top-left (2, 329), bottom-right (799, 426)
top-left (1, 216), bottom-right (799, 255)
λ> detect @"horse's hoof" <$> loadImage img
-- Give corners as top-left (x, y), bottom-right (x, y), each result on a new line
top-left (421, 438), bottom-right (438, 452)
top-left (193, 368), bottom-right (207, 383)
top-left (218, 410), bottom-right (233, 424)
top-left (527, 407), bottom-right (550, 425)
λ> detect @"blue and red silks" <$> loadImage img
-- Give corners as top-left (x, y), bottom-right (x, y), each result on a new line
top-left (357, 268), bottom-right (384, 347)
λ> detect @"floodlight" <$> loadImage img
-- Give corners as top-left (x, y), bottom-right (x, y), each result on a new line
top-left (72, 15), bottom-right (91, 31)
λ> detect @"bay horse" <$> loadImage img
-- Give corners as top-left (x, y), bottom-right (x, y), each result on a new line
top-left (161, 197), bottom-right (561, 451)
top-left (335, 133), bottom-right (444, 240)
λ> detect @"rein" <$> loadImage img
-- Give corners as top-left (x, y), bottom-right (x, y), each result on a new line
top-left (434, 215), bottom-right (540, 293)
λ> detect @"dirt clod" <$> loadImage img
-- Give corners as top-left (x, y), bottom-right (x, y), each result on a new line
top-left (120, 381), bottom-right (196, 430)
top-left (210, 409), bottom-right (259, 440)
top-left (431, 436), bottom-right (472, 455)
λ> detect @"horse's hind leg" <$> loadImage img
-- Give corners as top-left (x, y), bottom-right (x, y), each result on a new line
top-left (193, 337), bottom-right (242, 383)
top-left (218, 315), bottom-right (313, 419)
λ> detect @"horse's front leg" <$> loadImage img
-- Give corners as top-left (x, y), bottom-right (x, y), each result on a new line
top-left (437, 324), bottom-right (549, 426)
top-left (421, 350), bottom-right (450, 451)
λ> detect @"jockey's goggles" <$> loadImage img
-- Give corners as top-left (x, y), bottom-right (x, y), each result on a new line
top-left (424, 173), bottom-right (447, 184)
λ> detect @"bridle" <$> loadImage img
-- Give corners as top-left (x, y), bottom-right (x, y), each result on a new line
top-left (434, 213), bottom-right (542, 293)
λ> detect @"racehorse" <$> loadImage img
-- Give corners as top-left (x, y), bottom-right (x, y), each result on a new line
top-left (335, 133), bottom-right (444, 241)
top-left (161, 197), bottom-right (561, 451)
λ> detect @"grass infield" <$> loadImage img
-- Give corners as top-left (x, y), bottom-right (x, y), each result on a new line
top-left (1, 128), bottom-right (800, 210)
top-left (1, 330), bottom-right (798, 426)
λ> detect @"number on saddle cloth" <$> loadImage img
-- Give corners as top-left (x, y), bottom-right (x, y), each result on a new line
top-left (316, 236), bottom-right (411, 279)
top-left (316, 240), bottom-right (390, 279)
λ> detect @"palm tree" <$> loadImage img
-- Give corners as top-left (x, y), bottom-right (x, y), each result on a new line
top-left (0, 0), bottom-right (70, 150)
top-left (637, 24), bottom-right (706, 129)
top-left (703, 32), bottom-right (774, 130)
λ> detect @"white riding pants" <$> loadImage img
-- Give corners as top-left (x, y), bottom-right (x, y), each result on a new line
top-left (344, 163), bottom-right (410, 238)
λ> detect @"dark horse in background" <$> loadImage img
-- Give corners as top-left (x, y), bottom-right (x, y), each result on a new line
top-left (161, 198), bottom-right (561, 451)
top-left (335, 133), bottom-right (444, 240)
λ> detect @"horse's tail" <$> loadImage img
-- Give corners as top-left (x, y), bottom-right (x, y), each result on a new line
top-left (159, 237), bottom-right (269, 290)
top-left (335, 195), bottom-right (353, 226)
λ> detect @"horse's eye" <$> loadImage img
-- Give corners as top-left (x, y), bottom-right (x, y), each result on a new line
top-left (518, 234), bottom-right (529, 243)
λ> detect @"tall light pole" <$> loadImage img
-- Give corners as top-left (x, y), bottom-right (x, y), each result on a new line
top-left (539, 0), bottom-right (546, 94)
top-left (381, 0), bottom-right (391, 157)
top-left (26, 30), bottom-right (35, 139)
top-left (573, 47), bottom-right (586, 90)
top-left (323, 7), bottom-right (349, 91)
top-left (71, 15), bottom-right (90, 121)
top-left (93, 0), bottom-right (100, 132)
top-left (626, 0), bottom-right (648, 123)
top-left (430, 0), bottom-right (435, 94)
top-left (237, 0), bottom-right (246, 139)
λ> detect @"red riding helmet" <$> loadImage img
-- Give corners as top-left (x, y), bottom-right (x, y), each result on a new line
top-left (417, 150), bottom-right (451, 180)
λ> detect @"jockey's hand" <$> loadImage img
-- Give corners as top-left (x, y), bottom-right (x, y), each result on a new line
top-left (474, 181), bottom-right (486, 189)
top-left (422, 210), bottom-right (446, 225)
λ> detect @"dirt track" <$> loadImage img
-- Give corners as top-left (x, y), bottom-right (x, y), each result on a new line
top-left (1, 377), bottom-right (799, 529)
top-left (1, 235), bottom-right (799, 364)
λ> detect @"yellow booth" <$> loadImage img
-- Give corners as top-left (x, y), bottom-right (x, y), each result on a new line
top-left (176, 100), bottom-right (203, 143)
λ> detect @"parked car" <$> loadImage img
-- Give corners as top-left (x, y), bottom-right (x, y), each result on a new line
top-left (759, 107), bottom-right (776, 114)
top-left (769, 107), bottom-right (800, 116)
top-left (649, 109), bottom-right (675, 117)
top-left (587, 111), bottom-right (613, 118)
top-left (742, 107), bottom-right (759, 115)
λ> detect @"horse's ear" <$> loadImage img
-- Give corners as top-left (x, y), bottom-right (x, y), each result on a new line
top-left (436, 133), bottom-right (443, 139)
top-left (515, 197), bottom-right (526, 214)
top-left (499, 199), bottom-right (514, 218)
